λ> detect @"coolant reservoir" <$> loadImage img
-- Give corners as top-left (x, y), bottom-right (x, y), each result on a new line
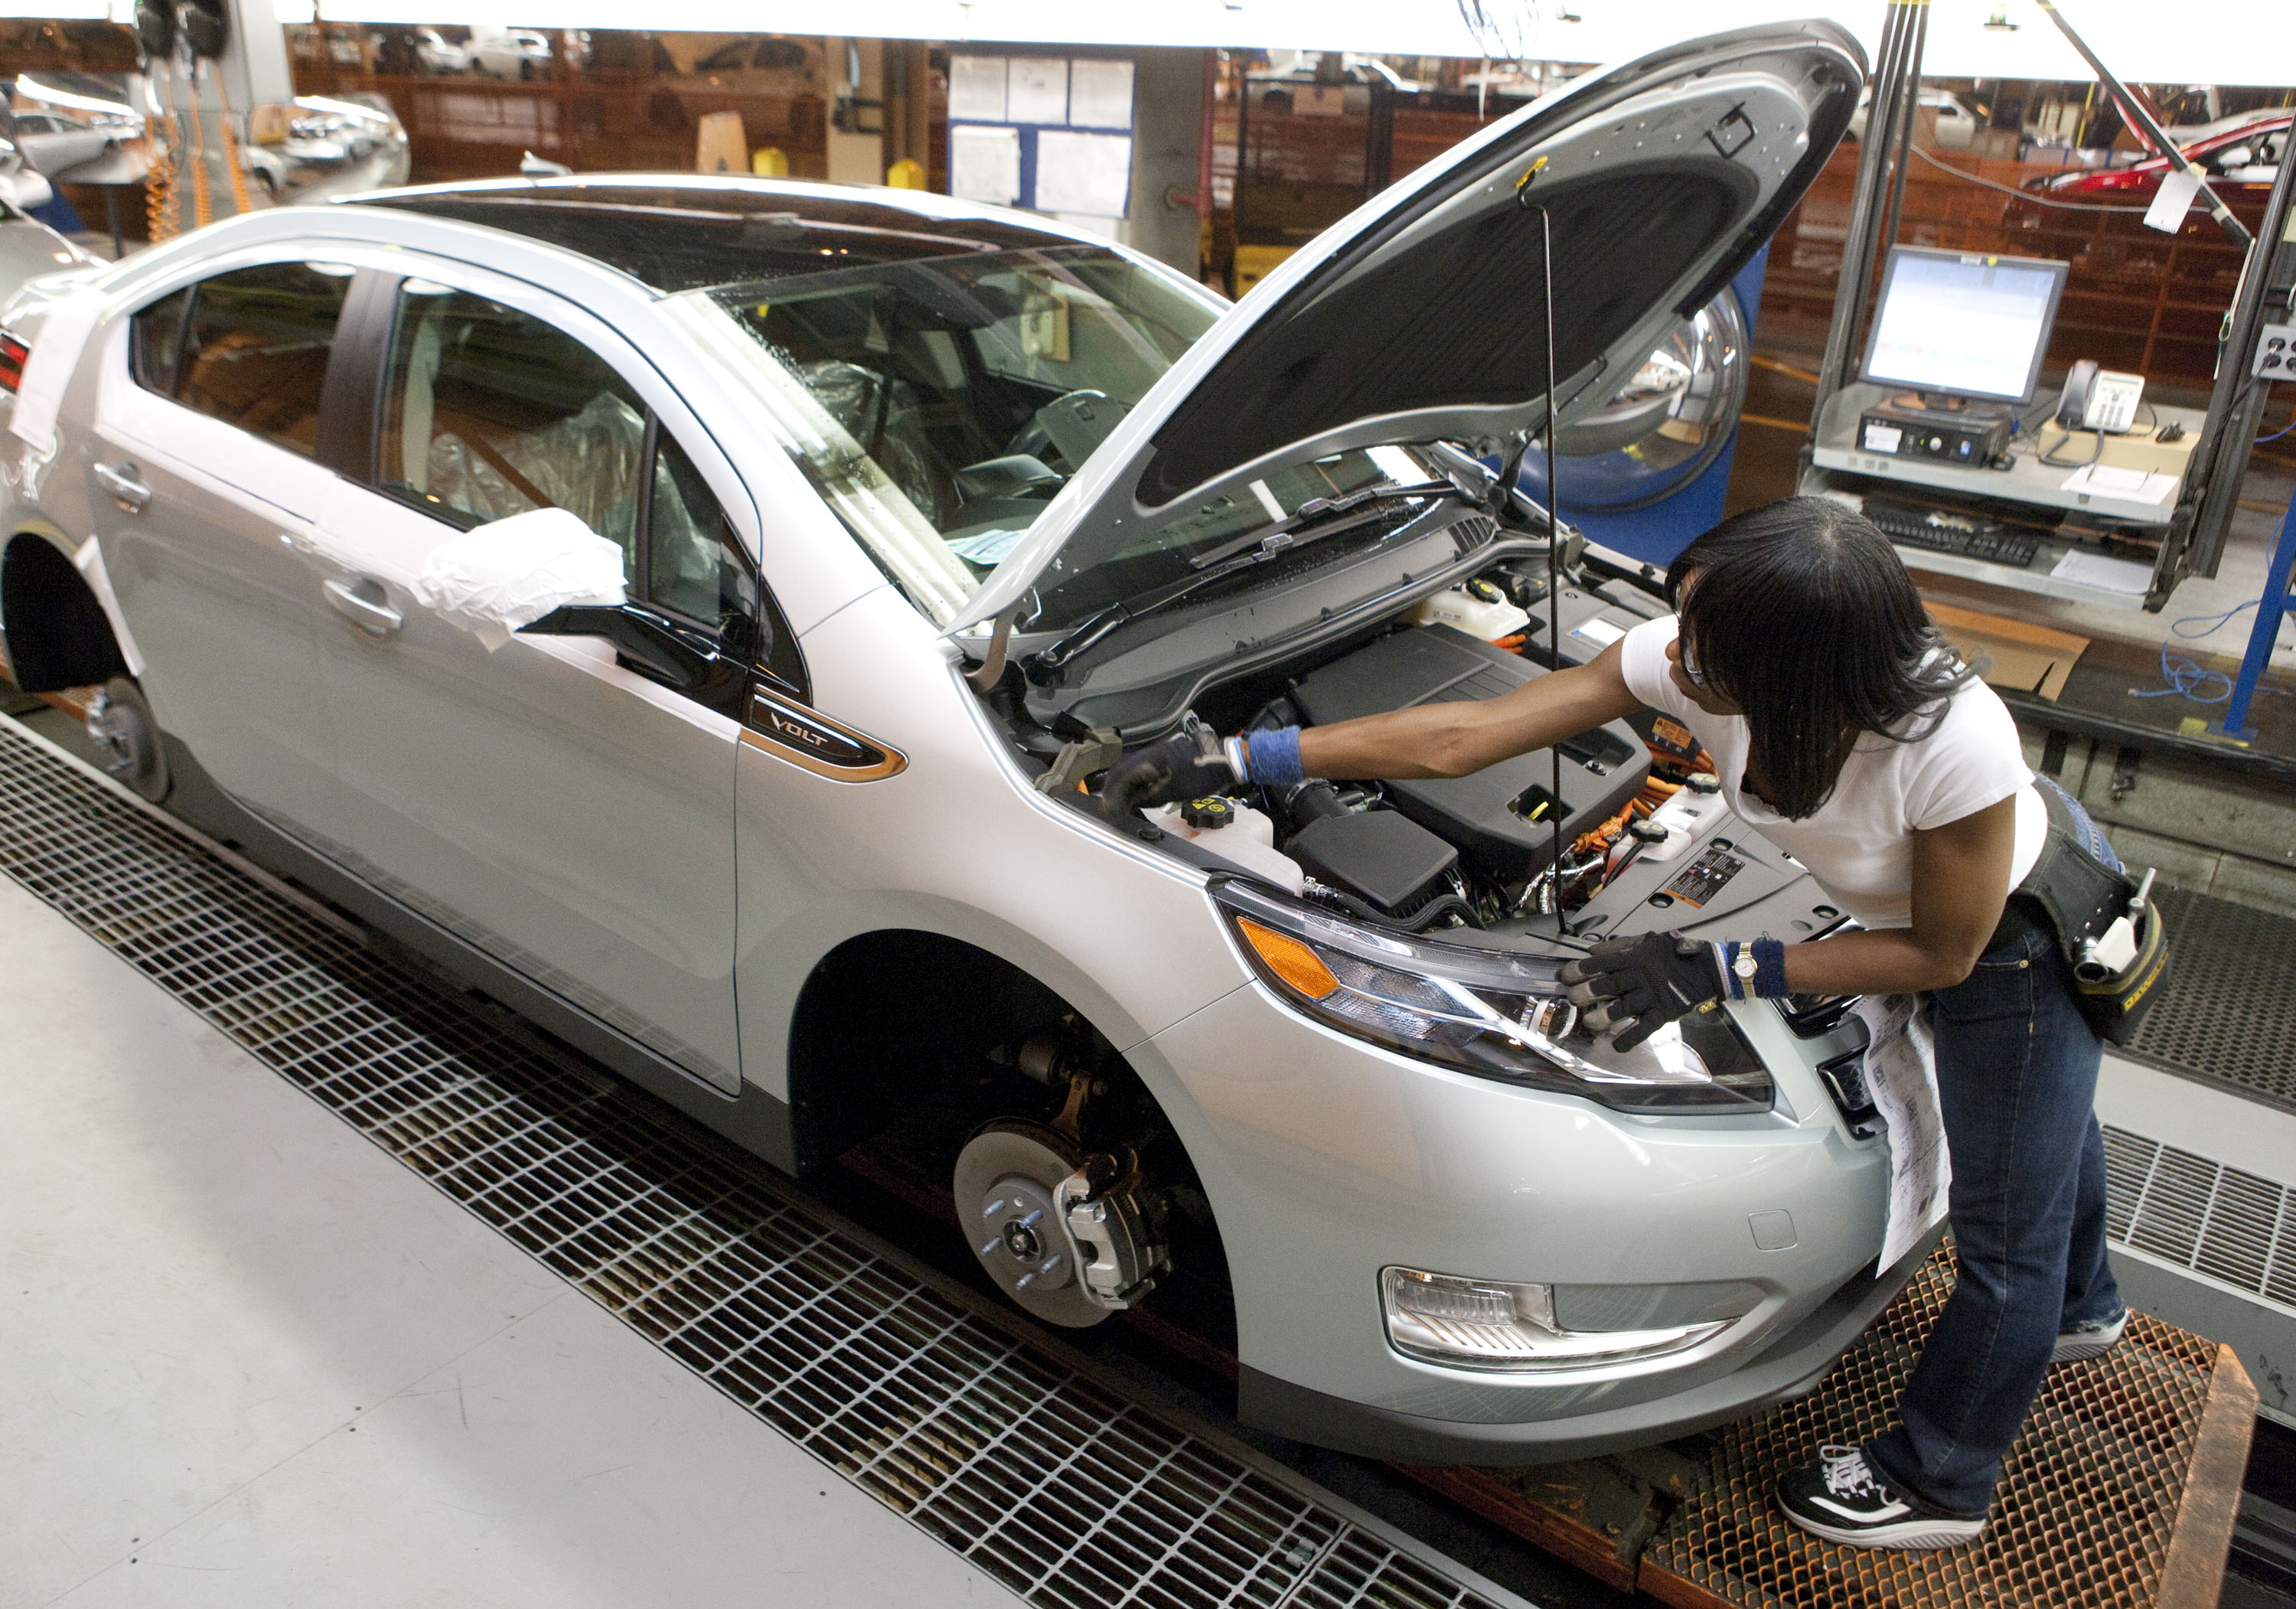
top-left (1637, 772), bottom-right (1728, 864)
top-left (1410, 586), bottom-right (1530, 642)
top-left (1146, 798), bottom-right (1306, 895)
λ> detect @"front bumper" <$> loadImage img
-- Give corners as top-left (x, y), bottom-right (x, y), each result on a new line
top-left (1130, 974), bottom-right (1893, 1462)
top-left (1241, 1227), bottom-right (1940, 1465)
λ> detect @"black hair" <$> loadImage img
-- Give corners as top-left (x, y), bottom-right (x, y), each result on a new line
top-left (1663, 496), bottom-right (1978, 821)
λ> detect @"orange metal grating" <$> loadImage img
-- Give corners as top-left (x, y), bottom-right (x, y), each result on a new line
top-left (1637, 1245), bottom-right (2255, 1609)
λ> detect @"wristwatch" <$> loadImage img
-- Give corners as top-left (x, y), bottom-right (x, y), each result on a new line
top-left (1732, 945), bottom-right (1760, 997)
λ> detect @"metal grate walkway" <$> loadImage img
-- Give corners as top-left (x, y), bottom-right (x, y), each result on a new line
top-left (0, 715), bottom-right (1529, 1609)
top-left (2124, 887), bottom-right (2296, 1115)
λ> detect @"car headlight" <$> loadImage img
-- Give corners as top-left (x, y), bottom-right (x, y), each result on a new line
top-left (1381, 1268), bottom-right (1730, 1372)
top-left (1214, 881), bottom-right (1773, 1114)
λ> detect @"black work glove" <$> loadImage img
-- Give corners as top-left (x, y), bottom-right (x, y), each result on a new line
top-left (1101, 728), bottom-right (1238, 821)
top-left (1558, 931), bottom-right (1727, 1051)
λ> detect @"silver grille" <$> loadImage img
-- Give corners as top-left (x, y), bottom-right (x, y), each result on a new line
top-left (2104, 1124), bottom-right (2296, 1312)
top-left (0, 716), bottom-right (1525, 1609)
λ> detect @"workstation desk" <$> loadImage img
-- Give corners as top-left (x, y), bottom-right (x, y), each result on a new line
top-left (1804, 382), bottom-right (2206, 612)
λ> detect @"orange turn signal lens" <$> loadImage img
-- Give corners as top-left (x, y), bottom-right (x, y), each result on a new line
top-left (1236, 918), bottom-right (1339, 1000)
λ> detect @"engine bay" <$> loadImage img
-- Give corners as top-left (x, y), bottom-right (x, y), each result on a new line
top-left (987, 548), bottom-right (1851, 955)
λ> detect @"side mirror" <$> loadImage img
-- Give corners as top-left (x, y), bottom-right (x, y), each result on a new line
top-left (518, 602), bottom-right (716, 690)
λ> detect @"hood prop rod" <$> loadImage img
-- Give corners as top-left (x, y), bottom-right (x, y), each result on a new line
top-left (1515, 191), bottom-right (1567, 935)
top-left (965, 605), bottom-right (1019, 692)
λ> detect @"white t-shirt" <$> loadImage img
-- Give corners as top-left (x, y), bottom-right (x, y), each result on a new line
top-left (1619, 616), bottom-right (2044, 932)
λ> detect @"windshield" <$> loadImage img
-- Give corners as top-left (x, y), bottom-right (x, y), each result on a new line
top-left (672, 243), bottom-right (1417, 628)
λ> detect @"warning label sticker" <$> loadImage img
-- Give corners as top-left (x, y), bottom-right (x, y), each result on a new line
top-left (1665, 844), bottom-right (1745, 909)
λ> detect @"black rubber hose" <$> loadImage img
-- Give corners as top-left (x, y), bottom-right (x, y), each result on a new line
top-left (1310, 884), bottom-right (1480, 934)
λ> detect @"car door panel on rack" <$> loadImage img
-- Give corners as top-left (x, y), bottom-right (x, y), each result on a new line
top-left (83, 259), bottom-right (354, 849)
top-left (311, 270), bottom-right (748, 1093)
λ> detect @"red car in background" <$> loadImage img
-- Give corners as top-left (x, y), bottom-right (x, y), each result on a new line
top-left (2022, 114), bottom-right (2287, 206)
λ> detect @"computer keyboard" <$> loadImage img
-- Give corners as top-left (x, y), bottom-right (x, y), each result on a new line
top-left (1862, 498), bottom-right (2041, 567)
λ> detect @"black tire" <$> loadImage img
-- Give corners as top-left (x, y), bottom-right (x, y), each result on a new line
top-left (86, 674), bottom-right (170, 803)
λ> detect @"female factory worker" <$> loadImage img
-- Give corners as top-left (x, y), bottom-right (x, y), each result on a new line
top-left (1106, 494), bottom-right (2128, 1551)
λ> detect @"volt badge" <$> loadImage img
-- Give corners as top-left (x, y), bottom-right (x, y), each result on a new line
top-left (740, 687), bottom-right (907, 782)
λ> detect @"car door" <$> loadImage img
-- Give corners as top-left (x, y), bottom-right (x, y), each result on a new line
top-left (309, 268), bottom-right (780, 1093)
top-left (85, 257), bottom-right (357, 849)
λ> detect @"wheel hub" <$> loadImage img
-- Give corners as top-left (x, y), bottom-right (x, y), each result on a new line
top-left (954, 1120), bottom-right (1166, 1329)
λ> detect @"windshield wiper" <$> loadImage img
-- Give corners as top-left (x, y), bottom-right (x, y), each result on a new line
top-left (1032, 481), bottom-right (1459, 673)
top-left (1184, 478), bottom-right (1456, 572)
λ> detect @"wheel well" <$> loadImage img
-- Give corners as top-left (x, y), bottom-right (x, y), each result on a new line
top-left (788, 929), bottom-right (1236, 1346)
top-left (0, 534), bottom-right (126, 693)
top-left (787, 929), bottom-right (1075, 1173)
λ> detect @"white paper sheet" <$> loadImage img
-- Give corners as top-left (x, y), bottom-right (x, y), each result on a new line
top-left (1853, 994), bottom-right (1952, 1272)
top-left (947, 55), bottom-right (1008, 123)
top-left (1007, 57), bottom-right (1068, 125)
top-left (2056, 462), bottom-right (2179, 505)
top-left (948, 123), bottom-right (1022, 206)
top-left (2144, 168), bottom-right (2202, 233)
top-left (1034, 129), bottom-right (1131, 218)
top-left (1067, 59), bottom-right (1135, 129)
top-left (2048, 548), bottom-right (2156, 595)
top-left (950, 526), bottom-right (1031, 566)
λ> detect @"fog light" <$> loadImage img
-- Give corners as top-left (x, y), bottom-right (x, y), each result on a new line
top-left (1381, 1267), bottom-right (1730, 1373)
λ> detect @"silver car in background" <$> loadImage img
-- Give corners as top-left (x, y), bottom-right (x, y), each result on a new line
top-left (0, 23), bottom-right (1894, 1464)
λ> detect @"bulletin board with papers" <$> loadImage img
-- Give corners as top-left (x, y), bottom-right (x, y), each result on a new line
top-left (946, 54), bottom-right (1136, 220)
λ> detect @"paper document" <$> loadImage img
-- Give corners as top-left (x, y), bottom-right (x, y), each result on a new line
top-left (1068, 59), bottom-right (1136, 129)
top-left (1034, 129), bottom-right (1132, 217)
top-left (2057, 462), bottom-right (2179, 505)
top-left (947, 55), bottom-right (1008, 122)
top-left (1007, 57), bottom-right (1068, 125)
top-left (948, 124), bottom-right (1022, 206)
top-left (950, 526), bottom-right (1030, 566)
top-left (2049, 548), bottom-right (2155, 595)
top-left (2144, 168), bottom-right (2201, 233)
top-left (1853, 994), bottom-right (1952, 1272)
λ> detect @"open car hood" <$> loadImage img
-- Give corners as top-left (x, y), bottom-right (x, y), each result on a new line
top-left (951, 21), bottom-right (1863, 633)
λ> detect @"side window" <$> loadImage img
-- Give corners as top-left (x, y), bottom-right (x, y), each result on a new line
top-left (646, 430), bottom-right (731, 623)
top-left (380, 282), bottom-right (645, 579)
top-left (174, 262), bottom-right (352, 456)
top-left (129, 285), bottom-right (192, 394)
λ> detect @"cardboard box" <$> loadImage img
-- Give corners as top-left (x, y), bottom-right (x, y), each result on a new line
top-left (1926, 601), bottom-right (2089, 703)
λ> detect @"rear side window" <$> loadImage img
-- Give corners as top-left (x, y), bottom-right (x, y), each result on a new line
top-left (165, 262), bottom-right (353, 457)
top-left (129, 285), bottom-right (191, 393)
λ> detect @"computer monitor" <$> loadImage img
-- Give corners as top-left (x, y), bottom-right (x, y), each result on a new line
top-left (1859, 246), bottom-right (2071, 406)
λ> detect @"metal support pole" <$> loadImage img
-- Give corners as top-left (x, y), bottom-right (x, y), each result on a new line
top-left (1803, 0), bottom-right (1920, 467)
top-left (2210, 483), bottom-right (2296, 742)
top-left (2183, 139), bottom-right (2296, 581)
top-left (1873, 0), bottom-right (1927, 273)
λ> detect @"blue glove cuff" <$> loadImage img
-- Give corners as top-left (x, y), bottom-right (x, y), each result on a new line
top-left (1244, 726), bottom-right (1305, 788)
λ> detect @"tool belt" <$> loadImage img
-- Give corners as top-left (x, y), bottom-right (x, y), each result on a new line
top-left (1989, 778), bottom-right (2170, 1046)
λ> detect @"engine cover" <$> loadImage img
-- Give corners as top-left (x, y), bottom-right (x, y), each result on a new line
top-left (1291, 625), bottom-right (1650, 879)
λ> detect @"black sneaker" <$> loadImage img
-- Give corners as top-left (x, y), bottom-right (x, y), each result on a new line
top-left (1776, 1445), bottom-right (1986, 1550)
top-left (2051, 1307), bottom-right (2128, 1364)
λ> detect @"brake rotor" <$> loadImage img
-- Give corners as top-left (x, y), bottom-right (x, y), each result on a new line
top-left (953, 1121), bottom-right (1107, 1328)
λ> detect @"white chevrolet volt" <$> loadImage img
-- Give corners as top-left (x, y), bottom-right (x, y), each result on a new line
top-left (0, 23), bottom-right (1902, 1464)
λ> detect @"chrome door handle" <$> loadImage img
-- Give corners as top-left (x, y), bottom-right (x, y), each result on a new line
top-left (324, 576), bottom-right (403, 637)
top-left (93, 460), bottom-right (151, 513)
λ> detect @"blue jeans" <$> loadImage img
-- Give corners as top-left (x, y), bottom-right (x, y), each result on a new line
top-left (1864, 916), bottom-right (2122, 1516)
